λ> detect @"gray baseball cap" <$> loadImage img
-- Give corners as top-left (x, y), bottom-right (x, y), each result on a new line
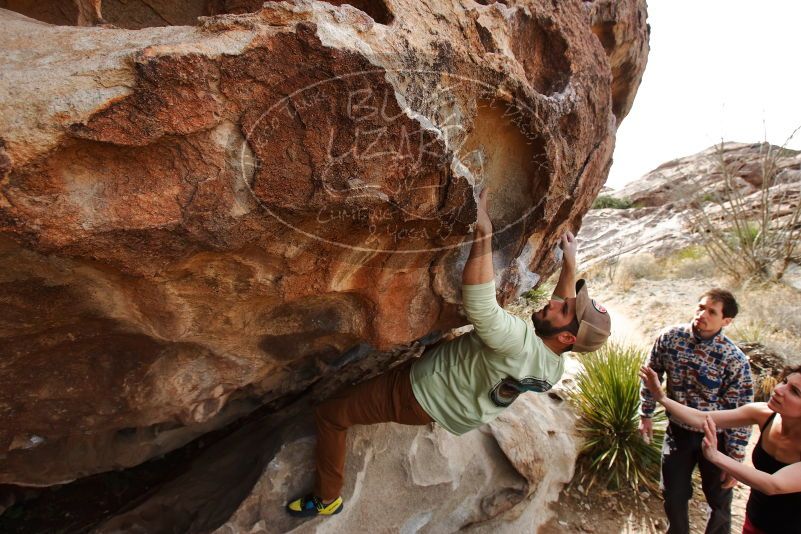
top-left (573, 279), bottom-right (612, 352)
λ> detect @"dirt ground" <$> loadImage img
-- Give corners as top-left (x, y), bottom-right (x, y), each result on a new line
top-left (539, 435), bottom-right (756, 534)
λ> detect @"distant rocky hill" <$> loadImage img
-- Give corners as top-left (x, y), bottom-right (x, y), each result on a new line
top-left (578, 142), bottom-right (801, 269)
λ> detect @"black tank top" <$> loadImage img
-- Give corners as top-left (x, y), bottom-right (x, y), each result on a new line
top-left (745, 412), bottom-right (801, 533)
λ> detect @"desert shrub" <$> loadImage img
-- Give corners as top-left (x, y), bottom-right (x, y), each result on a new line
top-left (581, 250), bottom-right (624, 287)
top-left (673, 260), bottom-right (715, 280)
top-left (571, 342), bottom-right (666, 491)
top-left (622, 254), bottom-right (662, 280)
top-left (591, 195), bottom-right (634, 209)
top-left (671, 256), bottom-right (716, 280)
top-left (672, 245), bottom-right (706, 262)
top-left (522, 285), bottom-right (551, 308)
top-left (738, 341), bottom-right (789, 401)
top-left (755, 375), bottom-right (779, 402)
top-left (700, 192), bottom-right (717, 203)
top-left (725, 221), bottom-right (761, 250)
top-left (686, 135), bottom-right (801, 283)
top-left (611, 254), bottom-right (663, 291)
top-left (731, 285), bottom-right (801, 359)
top-left (746, 288), bottom-right (801, 337)
top-left (729, 319), bottom-right (769, 345)
top-left (611, 268), bottom-right (635, 292)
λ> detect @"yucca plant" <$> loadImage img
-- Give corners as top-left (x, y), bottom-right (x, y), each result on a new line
top-left (571, 342), bottom-right (666, 492)
top-left (730, 319), bottom-right (769, 345)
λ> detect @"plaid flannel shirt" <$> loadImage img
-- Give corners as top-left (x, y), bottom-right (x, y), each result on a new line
top-left (640, 324), bottom-right (754, 461)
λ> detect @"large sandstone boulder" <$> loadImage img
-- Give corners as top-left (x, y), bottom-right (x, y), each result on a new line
top-left (90, 372), bottom-right (580, 533)
top-left (0, 0), bottom-right (648, 488)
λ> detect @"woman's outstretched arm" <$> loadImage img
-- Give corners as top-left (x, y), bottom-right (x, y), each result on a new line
top-left (639, 366), bottom-right (768, 429)
top-left (701, 416), bottom-right (801, 495)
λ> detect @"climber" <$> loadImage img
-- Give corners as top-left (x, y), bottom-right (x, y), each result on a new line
top-left (287, 188), bottom-right (612, 517)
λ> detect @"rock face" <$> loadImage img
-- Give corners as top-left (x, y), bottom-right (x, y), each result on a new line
top-left (579, 142), bottom-right (801, 268)
top-left (226, 392), bottom-right (579, 534)
top-left (0, 0), bottom-right (648, 490)
top-left (90, 369), bottom-right (580, 533)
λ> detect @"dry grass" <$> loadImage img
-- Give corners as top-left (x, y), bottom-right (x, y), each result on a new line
top-left (731, 284), bottom-right (801, 360)
top-left (584, 247), bottom-right (717, 294)
top-left (619, 255), bottom-right (662, 282)
top-left (584, 254), bottom-right (665, 292)
top-left (663, 246), bottom-right (717, 279)
top-left (729, 319), bottom-right (770, 345)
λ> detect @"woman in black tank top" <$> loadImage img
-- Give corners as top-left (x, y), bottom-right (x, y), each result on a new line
top-left (641, 364), bottom-right (801, 533)
top-left (745, 411), bottom-right (801, 532)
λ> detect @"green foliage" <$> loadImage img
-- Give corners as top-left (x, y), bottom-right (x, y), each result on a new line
top-left (725, 220), bottom-right (761, 249)
top-left (662, 245), bottom-right (716, 279)
top-left (591, 195), bottom-right (634, 209)
top-left (522, 285), bottom-right (550, 308)
top-left (571, 342), bottom-right (666, 492)
top-left (672, 245), bottom-right (706, 262)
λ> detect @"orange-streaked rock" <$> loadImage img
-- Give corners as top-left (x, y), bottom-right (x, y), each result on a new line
top-left (0, 0), bottom-right (648, 485)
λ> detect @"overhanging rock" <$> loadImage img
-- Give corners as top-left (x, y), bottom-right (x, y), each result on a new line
top-left (0, 0), bottom-right (648, 485)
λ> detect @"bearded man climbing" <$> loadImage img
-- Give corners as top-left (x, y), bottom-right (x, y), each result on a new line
top-left (287, 189), bottom-right (612, 517)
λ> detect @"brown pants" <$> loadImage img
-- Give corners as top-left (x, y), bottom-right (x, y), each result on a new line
top-left (313, 362), bottom-right (433, 500)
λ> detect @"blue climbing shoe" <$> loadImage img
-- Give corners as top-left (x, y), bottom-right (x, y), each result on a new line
top-left (286, 494), bottom-right (343, 517)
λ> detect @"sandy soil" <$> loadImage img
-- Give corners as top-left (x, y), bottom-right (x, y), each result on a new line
top-left (540, 471), bottom-right (753, 534)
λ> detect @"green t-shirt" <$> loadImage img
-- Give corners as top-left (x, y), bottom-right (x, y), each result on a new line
top-left (410, 281), bottom-right (565, 435)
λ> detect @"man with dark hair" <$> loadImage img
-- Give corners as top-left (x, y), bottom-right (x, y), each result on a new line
top-left (640, 288), bottom-right (753, 534)
top-left (286, 189), bottom-right (612, 517)
top-left (700, 288), bottom-right (738, 320)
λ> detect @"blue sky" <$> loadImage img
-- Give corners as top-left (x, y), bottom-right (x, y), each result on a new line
top-left (607, 0), bottom-right (801, 189)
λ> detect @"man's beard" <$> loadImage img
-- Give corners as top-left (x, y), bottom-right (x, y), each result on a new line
top-left (532, 315), bottom-right (563, 337)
